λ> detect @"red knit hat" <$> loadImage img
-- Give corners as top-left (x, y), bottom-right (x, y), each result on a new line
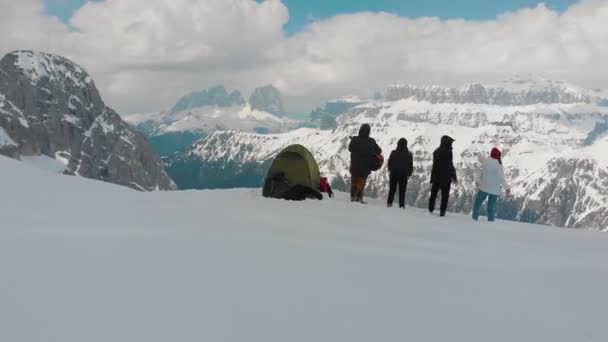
top-left (490, 148), bottom-right (502, 159)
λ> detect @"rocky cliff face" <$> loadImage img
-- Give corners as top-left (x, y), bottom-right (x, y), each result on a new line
top-left (0, 50), bottom-right (174, 190)
top-left (170, 86), bottom-right (245, 114)
top-left (172, 81), bottom-right (608, 231)
top-left (385, 78), bottom-right (608, 105)
top-left (249, 85), bottom-right (285, 117)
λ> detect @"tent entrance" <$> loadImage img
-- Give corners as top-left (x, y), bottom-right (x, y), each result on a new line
top-left (270, 151), bottom-right (311, 187)
top-left (262, 144), bottom-right (322, 200)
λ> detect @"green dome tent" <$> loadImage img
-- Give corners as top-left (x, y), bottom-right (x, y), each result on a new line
top-left (262, 144), bottom-right (322, 200)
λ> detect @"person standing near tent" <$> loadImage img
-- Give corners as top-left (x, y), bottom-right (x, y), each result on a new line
top-left (472, 148), bottom-right (511, 222)
top-left (348, 124), bottom-right (381, 203)
top-left (429, 135), bottom-right (457, 217)
top-left (387, 138), bottom-right (414, 208)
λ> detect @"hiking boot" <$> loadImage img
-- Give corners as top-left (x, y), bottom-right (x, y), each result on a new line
top-left (387, 203), bottom-right (393, 208)
top-left (399, 205), bottom-right (405, 209)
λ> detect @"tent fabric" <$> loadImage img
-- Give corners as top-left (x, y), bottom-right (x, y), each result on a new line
top-left (262, 144), bottom-right (322, 200)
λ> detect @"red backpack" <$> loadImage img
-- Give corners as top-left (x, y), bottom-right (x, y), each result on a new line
top-left (319, 177), bottom-right (334, 198)
top-left (320, 177), bottom-right (329, 193)
top-left (371, 153), bottom-right (384, 171)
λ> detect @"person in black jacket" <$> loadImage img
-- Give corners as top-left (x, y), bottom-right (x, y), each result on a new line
top-left (429, 135), bottom-right (458, 216)
top-left (387, 138), bottom-right (414, 208)
top-left (348, 124), bottom-right (381, 203)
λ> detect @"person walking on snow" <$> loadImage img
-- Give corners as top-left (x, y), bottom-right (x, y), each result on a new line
top-left (472, 148), bottom-right (511, 222)
top-left (429, 135), bottom-right (457, 217)
top-left (348, 124), bottom-right (381, 203)
top-left (387, 138), bottom-right (414, 208)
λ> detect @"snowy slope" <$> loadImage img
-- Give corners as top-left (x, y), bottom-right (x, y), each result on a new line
top-left (182, 81), bottom-right (608, 230)
top-left (1, 155), bottom-right (608, 342)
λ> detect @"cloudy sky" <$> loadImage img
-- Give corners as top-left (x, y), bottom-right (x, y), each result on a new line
top-left (3, 0), bottom-right (607, 116)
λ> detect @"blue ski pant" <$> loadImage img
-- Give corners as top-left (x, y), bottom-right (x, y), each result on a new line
top-left (472, 191), bottom-right (498, 222)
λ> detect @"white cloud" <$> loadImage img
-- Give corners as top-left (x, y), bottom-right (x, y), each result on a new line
top-left (269, 1), bottom-right (608, 100)
top-left (0, 0), bottom-right (68, 53)
top-left (67, 0), bottom-right (288, 71)
top-left (2, 0), bottom-right (608, 114)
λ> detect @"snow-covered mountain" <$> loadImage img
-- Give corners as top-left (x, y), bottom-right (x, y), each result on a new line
top-left (125, 85), bottom-right (297, 136)
top-left (170, 85), bottom-right (245, 114)
top-left (0, 50), bottom-right (174, 190)
top-left (173, 80), bottom-right (608, 230)
top-left (125, 85), bottom-right (298, 156)
top-left (2, 154), bottom-right (608, 342)
top-left (385, 77), bottom-right (608, 105)
top-left (128, 104), bottom-right (296, 137)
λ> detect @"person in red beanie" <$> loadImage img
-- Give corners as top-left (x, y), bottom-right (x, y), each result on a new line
top-left (472, 147), bottom-right (511, 222)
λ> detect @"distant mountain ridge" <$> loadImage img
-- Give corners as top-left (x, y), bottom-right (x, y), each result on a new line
top-left (385, 78), bottom-right (608, 105)
top-left (170, 86), bottom-right (245, 114)
top-left (0, 50), bottom-right (174, 190)
top-left (125, 84), bottom-right (298, 157)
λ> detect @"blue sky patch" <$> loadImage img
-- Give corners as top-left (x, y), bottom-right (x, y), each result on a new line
top-left (46, 0), bottom-right (575, 33)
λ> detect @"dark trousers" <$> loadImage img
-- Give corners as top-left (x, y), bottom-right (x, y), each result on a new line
top-left (429, 183), bottom-right (451, 216)
top-left (387, 174), bottom-right (408, 207)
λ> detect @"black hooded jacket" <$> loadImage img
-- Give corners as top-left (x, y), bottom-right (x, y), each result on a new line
top-left (388, 138), bottom-right (413, 178)
top-left (349, 124), bottom-right (381, 177)
top-left (430, 135), bottom-right (457, 185)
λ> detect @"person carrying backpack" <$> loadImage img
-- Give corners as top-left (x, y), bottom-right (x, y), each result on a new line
top-left (429, 135), bottom-right (457, 217)
top-left (472, 148), bottom-right (511, 222)
top-left (387, 138), bottom-right (413, 208)
top-left (348, 124), bottom-right (381, 203)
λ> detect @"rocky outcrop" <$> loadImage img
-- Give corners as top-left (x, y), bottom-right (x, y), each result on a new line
top-left (170, 86), bottom-right (245, 114)
top-left (0, 50), bottom-right (174, 190)
top-left (310, 97), bottom-right (366, 130)
top-left (249, 85), bottom-right (285, 117)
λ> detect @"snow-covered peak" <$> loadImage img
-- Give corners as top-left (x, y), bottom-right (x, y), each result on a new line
top-left (0, 50), bottom-right (174, 191)
top-left (128, 85), bottom-right (296, 137)
top-left (10, 50), bottom-right (92, 88)
top-left (491, 75), bottom-right (600, 96)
